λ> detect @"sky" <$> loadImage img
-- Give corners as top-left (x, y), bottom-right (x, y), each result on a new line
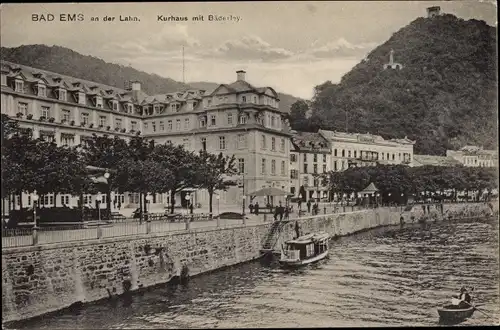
top-left (0, 1), bottom-right (497, 98)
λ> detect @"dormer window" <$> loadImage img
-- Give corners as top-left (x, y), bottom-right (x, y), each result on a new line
top-left (154, 104), bottom-right (160, 114)
top-left (112, 100), bottom-right (118, 111)
top-left (77, 92), bottom-right (86, 105)
top-left (193, 101), bottom-right (198, 109)
top-left (253, 96), bottom-right (258, 104)
top-left (95, 96), bottom-right (103, 108)
top-left (59, 88), bottom-right (67, 101)
top-left (15, 80), bottom-right (24, 93)
top-left (37, 84), bottom-right (46, 97)
top-left (127, 103), bottom-right (133, 113)
top-left (242, 96), bottom-right (247, 103)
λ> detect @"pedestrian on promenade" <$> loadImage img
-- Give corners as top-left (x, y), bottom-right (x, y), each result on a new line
top-left (117, 201), bottom-right (121, 210)
top-left (307, 200), bottom-right (312, 213)
top-left (249, 202), bottom-right (254, 214)
top-left (278, 201), bottom-right (284, 221)
top-left (285, 205), bottom-right (290, 220)
top-left (254, 202), bottom-right (260, 215)
top-left (113, 199), bottom-right (117, 209)
top-left (189, 202), bottom-right (194, 214)
top-left (298, 200), bottom-right (302, 212)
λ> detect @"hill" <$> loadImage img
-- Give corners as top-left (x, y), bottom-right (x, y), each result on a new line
top-left (189, 81), bottom-right (301, 113)
top-left (0, 44), bottom-right (191, 94)
top-left (306, 14), bottom-right (497, 155)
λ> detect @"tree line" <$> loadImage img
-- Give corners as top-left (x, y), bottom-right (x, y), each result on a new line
top-left (1, 114), bottom-right (237, 220)
top-left (326, 164), bottom-right (497, 203)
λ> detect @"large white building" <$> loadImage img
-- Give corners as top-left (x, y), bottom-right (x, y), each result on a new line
top-left (318, 129), bottom-right (415, 171)
top-left (1, 61), bottom-right (291, 213)
top-left (446, 146), bottom-right (497, 168)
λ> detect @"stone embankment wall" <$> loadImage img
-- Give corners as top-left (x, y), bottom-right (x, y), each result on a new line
top-left (2, 202), bottom-right (496, 324)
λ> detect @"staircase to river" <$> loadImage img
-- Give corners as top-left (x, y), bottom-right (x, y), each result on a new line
top-left (260, 220), bottom-right (288, 255)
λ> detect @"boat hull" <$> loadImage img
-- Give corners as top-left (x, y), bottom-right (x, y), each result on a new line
top-left (437, 305), bottom-right (475, 323)
top-left (279, 250), bottom-right (328, 268)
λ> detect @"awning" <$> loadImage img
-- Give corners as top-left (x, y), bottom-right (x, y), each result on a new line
top-left (248, 187), bottom-right (291, 196)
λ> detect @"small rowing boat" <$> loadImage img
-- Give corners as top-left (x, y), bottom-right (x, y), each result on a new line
top-left (437, 304), bottom-right (475, 323)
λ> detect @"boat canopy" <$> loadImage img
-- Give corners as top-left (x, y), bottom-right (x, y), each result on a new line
top-left (285, 232), bottom-right (330, 245)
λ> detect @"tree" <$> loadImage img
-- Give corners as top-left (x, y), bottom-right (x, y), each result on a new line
top-left (196, 151), bottom-right (238, 215)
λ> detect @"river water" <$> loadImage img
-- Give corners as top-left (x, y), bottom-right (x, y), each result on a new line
top-left (9, 218), bottom-right (500, 328)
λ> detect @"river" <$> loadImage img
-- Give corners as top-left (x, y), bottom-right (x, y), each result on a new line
top-left (8, 218), bottom-right (499, 328)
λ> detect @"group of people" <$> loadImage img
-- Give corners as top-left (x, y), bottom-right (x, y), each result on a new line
top-left (297, 199), bottom-right (321, 215)
top-left (248, 201), bottom-right (290, 221)
top-left (451, 286), bottom-right (472, 309)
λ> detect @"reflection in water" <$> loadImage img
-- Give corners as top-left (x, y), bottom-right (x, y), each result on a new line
top-left (9, 218), bottom-right (499, 328)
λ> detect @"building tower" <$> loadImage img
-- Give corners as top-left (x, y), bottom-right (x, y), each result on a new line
top-left (426, 6), bottom-right (441, 18)
top-left (383, 49), bottom-right (403, 70)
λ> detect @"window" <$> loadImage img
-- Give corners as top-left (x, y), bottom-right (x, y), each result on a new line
top-left (392, 154), bottom-right (395, 160)
top-left (387, 153), bottom-right (390, 160)
top-left (261, 158), bottom-right (266, 174)
top-left (41, 106), bottom-right (50, 118)
top-left (348, 150), bottom-right (351, 158)
top-left (96, 96), bottom-right (103, 108)
top-left (313, 164), bottom-right (318, 174)
top-left (17, 102), bottom-right (28, 115)
top-left (271, 137), bottom-right (276, 151)
top-left (0, 74), bottom-right (6, 86)
top-left (281, 161), bottom-right (285, 176)
top-left (313, 154), bottom-right (318, 162)
top-left (271, 160), bottom-right (276, 175)
top-left (168, 120), bottom-right (173, 130)
top-left (61, 134), bottom-right (75, 147)
top-left (176, 119), bottom-right (181, 130)
top-left (112, 101), bottom-right (118, 111)
top-left (334, 149), bottom-right (338, 157)
top-left (115, 118), bottom-right (122, 129)
top-left (200, 118), bottom-right (206, 127)
top-left (323, 154), bottom-right (327, 162)
top-left (160, 121), bottom-right (164, 131)
top-left (182, 138), bottom-right (190, 149)
top-left (304, 164), bottom-right (308, 173)
top-left (253, 96), bottom-right (257, 104)
top-left (271, 116), bottom-right (275, 127)
top-left (342, 150), bottom-right (345, 157)
top-left (242, 96), bottom-right (247, 103)
top-left (62, 110), bottom-right (71, 122)
top-left (211, 115), bottom-right (216, 126)
top-left (37, 84), bottom-right (46, 97)
top-left (280, 138), bottom-right (285, 152)
top-left (152, 121), bottom-right (157, 132)
top-left (354, 151), bottom-right (357, 158)
top-left (238, 158), bottom-right (245, 174)
top-left (323, 164), bottom-right (327, 173)
top-left (303, 153), bottom-right (307, 162)
top-left (290, 169), bottom-right (298, 179)
top-left (144, 123), bottom-right (149, 131)
top-left (261, 135), bottom-right (267, 149)
top-left (334, 161), bottom-right (337, 171)
top-left (99, 116), bottom-right (107, 127)
top-left (201, 137), bottom-right (207, 151)
top-left (15, 80), bottom-right (24, 92)
top-left (184, 118), bottom-right (190, 129)
top-left (238, 134), bottom-right (247, 149)
top-left (227, 113), bottom-right (233, 125)
top-left (131, 121), bottom-right (137, 131)
top-left (239, 115), bottom-right (247, 124)
top-left (290, 154), bottom-right (297, 162)
top-left (219, 136), bottom-right (226, 149)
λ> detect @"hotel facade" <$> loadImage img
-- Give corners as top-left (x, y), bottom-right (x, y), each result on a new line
top-left (1, 61), bottom-right (291, 212)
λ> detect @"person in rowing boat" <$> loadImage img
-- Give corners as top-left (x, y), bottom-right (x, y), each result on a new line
top-left (451, 286), bottom-right (472, 308)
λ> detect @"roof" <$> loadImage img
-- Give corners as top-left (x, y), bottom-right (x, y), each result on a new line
top-left (413, 155), bottom-right (462, 167)
top-left (291, 131), bottom-right (330, 152)
top-left (285, 232), bottom-right (330, 245)
top-left (319, 129), bottom-right (415, 145)
top-left (360, 182), bottom-right (379, 193)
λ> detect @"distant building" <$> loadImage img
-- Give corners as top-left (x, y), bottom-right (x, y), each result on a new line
top-left (412, 154), bottom-right (461, 167)
top-left (446, 146), bottom-right (497, 167)
top-left (289, 131), bottom-right (331, 202)
top-left (318, 129), bottom-right (415, 171)
top-left (383, 49), bottom-right (403, 70)
top-left (426, 6), bottom-right (441, 18)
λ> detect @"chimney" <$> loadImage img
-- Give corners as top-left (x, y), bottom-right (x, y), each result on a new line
top-left (236, 70), bottom-right (246, 81)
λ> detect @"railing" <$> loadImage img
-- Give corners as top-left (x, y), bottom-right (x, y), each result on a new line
top-left (1, 213), bottom-right (244, 248)
top-left (282, 249), bottom-right (300, 260)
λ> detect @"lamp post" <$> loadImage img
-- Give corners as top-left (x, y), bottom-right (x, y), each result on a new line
top-left (96, 193), bottom-right (102, 238)
top-left (146, 193), bottom-right (153, 221)
top-left (103, 172), bottom-right (110, 220)
top-left (185, 194), bottom-right (191, 230)
top-left (215, 194), bottom-right (220, 227)
top-left (32, 192), bottom-right (39, 228)
top-left (242, 195), bottom-right (246, 225)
